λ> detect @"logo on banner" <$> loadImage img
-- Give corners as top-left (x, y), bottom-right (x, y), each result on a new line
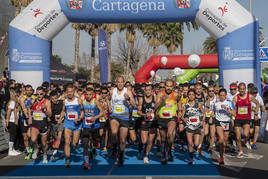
top-left (202, 8), bottom-right (227, 31)
top-left (218, 2), bottom-right (228, 16)
top-left (223, 46), bottom-right (254, 61)
top-left (69, 0), bottom-right (83, 10)
top-left (176, 0), bottom-right (190, 8)
top-left (34, 10), bottom-right (59, 33)
top-left (99, 40), bottom-right (107, 50)
top-left (31, 8), bottom-right (43, 18)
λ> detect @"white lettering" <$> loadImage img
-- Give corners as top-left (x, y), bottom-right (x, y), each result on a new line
top-left (92, 0), bottom-right (166, 14)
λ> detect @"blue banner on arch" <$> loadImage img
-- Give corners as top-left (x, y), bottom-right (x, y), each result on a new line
top-left (98, 29), bottom-right (108, 84)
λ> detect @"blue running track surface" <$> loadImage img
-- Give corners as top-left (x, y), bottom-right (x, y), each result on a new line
top-left (3, 145), bottom-right (220, 177)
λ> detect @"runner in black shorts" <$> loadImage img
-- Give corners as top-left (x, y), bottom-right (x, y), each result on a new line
top-left (138, 84), bottom-right (157, 164)
top-left (181, 89), bottom-right (205, 165)
top-left (25, 86), bottom-right (52, 164)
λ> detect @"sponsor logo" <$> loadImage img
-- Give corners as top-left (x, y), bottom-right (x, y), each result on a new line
top-left (202, 8), bottom-right (227, 31)
top-left (223, 46), bottom-right (254, 61)
top-left (31, 8), bottom-right (44, 18)
top-left (99, 40), bottom-right (107, 50)
top-left (92, 0), bottom-right (165, 14)
top-left (34, 10), bottom-right (59, 33)
top-left (175, 0), bottom-right (190, 9)
top-left (66, 0), bottom-right (85, 10)
top-left (218, 2), bottom-right (228, 16)
top-left (70, 0), bottom-right (83, 9)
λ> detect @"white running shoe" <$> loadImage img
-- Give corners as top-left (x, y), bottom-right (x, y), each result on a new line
top-left (42, 155), bottom-right (48, 164)
top-left (32, 149), bottom-right (39, 159)
top-left (245, 142), bottom-right (252, 150)
top-left (237, 151), bottom-right (244, 158)
top-left (144, 156), bottom-right (149, 164)
top-left (8, 150), bottom-right (20, 156)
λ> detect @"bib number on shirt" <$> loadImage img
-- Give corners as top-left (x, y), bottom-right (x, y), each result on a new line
top-left (114, 106), bottom-right (125, 114)
top-left (145, 113), bottom-right (155, 122)
top-left (188, 116), bottom-right (200, 126)
top-left (161, 110), bottom-right (172, 119)
top-left (68, 112), bottom-right (78, 120)
top-left (206, 111), bottom-right (212, 117)
top-left (238, 107), bottom-right (248, 115)
top-left (33, 112), bottom-right (44, 121)
top-left (132, 110), bottom-right (140, 118)
top-left (55, 114), bottom-right (61, 121)
top-left (85, 116), bottom-right (94, 125)
top-left (220, 122), bottom-right (230, 131)
top-left (99, 117), bottom-right (106, 122)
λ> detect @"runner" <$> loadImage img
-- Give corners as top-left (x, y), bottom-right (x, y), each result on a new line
top-left (195, 82), bottom-right (206, 155)
top-left (213, 88), bottom-right (235, 165)
top-left (155, 79), bottom-right (179, 165)
top-left (25, 86), bottom-right (52, 164)
top-left (205, 86), bottom-right (217, 153)
top-left (109, 76), bottom-right (135, 166)
top-left (62, 83), bottom-right (84, 167)
top-left (138, 84), bottom-right (157, 164)
top-left (82, 87), bottom-right (103, 170)
top-left (6, 89), bottom-right (21, 156)
top-left (181, 89), bottom-right (205, 165)
top-left (249, 87), bottom-right (266, 149)
top-left (233, 82), bottom-right (259, 156)
top-left (49, 90), bottom-right (64, 162)
top-left (18, 85), bottom-right (35, 157)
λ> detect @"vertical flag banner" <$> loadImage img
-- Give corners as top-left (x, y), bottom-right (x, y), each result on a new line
top-left (98, 29), bottom-right (108, 84)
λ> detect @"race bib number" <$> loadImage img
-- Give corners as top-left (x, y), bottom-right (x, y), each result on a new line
top-left (67, 112), bottom-right (78, 120)
top-left (145, 113), bottom-right (155, 122)
top-left (85, 116), bottom-right (94, 125)
top-left (33, 112), bottom-right (44, 121)
top-left (55, 114), bottom-right (61, 121)
top-left (100, 117), bottom-right (106, 122)
top-left (206, 111), bottom-right (212, 117)
top-left (220, 122), bottom-right (230, 131)
top-left (189, 116), bottom-right (200, 126)
top-left (238, 107), bottom-right (248, 115)
top-left (132, 110), bottom-right (140, 118)
top-left (161, 110), bottom-right (172, 118)
top-left (114, 106), bottom-right (125, 114)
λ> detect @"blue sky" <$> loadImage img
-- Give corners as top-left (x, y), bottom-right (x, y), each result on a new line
top-left (52, 0), bottom-right (268, 66)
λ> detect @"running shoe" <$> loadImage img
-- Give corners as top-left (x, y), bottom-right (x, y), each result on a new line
top-left (117, 153), bottom-right (124, 167)
top-left (197, 148), bottom-right (204, 156)
top-left (50, 155), bottom-right (56, 162)
top-left (219, 157), bottom-right (224, 165)
top-left (251, 143), bottom-right (257, 150)
top-left (237, 151), bottom-right (244, 158)
top-left (103, 147), bottom-right (107, 152)
top-left (110, 149), bottom-right (117, 159)
top-left (179, 145), bottom-right (186, 152)
top-left (207, 147), bottom-right (212, 154)
top-left (188, 159), bottom-right (194, 165)
top-left (42, 155), bottom-right (48, 164)
top-left (161, 153), bottom-right (167, 165)
top-left (24, 148), bottom-right (33, 160)
top-left (168, 152), bottom-right (173, 162)
top-left (8, 150), bottom-right (20, 156)
top-left (246, 142), bottom-right (252, 150)
top-left (137, 152), bottom-right (143, 160)
top-left (32, 149), bottom-right (39, 159)
top-left (144, 156), bottom-right (149, 164)
top-left (65, 158), bottom-right (71, 168)
top-left (91, 146), bottom-right (97, 159)
top-left (83, 162), bottom-right (90, 170)
top-left (96, 142), bottom-right (101, 149)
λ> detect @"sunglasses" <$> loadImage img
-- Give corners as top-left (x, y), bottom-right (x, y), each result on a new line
top-left (102, 92), bottom-right (108, 94)
top-left (159, 86), bottom-right (165, 88)
top-left (208, 90), bottom-right (214, 92)
top-left (37, 93), bottom-right (44, 96)
top-left (230, 88), bottom-right (237, 90)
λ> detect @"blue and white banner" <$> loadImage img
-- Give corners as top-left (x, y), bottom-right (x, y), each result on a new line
top-left (98, 29), bottom-right (108, 84)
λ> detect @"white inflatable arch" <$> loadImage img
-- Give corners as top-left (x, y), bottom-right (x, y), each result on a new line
top-left (9, 0), bottom-right (260, 90)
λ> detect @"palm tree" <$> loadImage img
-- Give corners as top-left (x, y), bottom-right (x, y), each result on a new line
top-left (72, 23), bottom-right (81, 72)
top-left (86, 24), bottom-right (100, 82)
top-left (102, 24), bottom-right (118, 81)
top-left (141, 23), bottom-right (163, 55)
top-left (203, 36), bottom-right (217, 54)
top-left (119, 24), bottom-right (141, 80)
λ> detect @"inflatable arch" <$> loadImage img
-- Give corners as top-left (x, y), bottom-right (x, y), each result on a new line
top-left (9, 0), bottom-right (260, 90)
top-left (134, 54), bottom-right (218, 83)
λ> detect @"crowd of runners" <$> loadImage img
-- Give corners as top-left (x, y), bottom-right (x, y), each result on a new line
top-left (1, 75), bottom-right (266, 169)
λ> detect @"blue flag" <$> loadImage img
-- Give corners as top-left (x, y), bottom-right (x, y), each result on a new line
top-left (98, 29), bottom-right (108, 84)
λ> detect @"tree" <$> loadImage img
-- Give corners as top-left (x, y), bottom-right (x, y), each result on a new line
top-left (119, 24), bottom-right (142, 80)
top-left (203, 36), bottom-right (217, 54)
top-left (72, 23), bottom-right (82, 72)
top-left (53, 54), bottom-right (62, 63)
top-left (102, 24), bottom-right (118, 81)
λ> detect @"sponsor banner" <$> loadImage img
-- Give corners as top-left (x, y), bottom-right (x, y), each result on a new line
top-left (59, 0), bottom-right (201, 23)
top-left (195, 0), bottom-right (253, 39)
top-left (222, 69), bottom-right (256, 89)
top-left (259, 47), bottom-right (268, 61)
top-left (98, 29), bottom-right (108, 84)
top-left (10, 0), bottom-right (69, 41)
top-left (11, 71), bottom-right (44, 90)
